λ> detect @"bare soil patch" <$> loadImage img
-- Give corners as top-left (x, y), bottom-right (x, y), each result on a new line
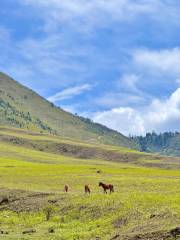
top-left (111, 228), bottom-right (180, 240)
top-left (0, 188), bottom-right (55, 212)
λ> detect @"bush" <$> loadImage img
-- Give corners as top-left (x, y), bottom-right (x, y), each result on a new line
top-left (43, 205), bottom-right (55, 221)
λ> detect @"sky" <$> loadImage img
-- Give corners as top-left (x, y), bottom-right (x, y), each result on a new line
top-left (0, 0), bottom-right (180, 136)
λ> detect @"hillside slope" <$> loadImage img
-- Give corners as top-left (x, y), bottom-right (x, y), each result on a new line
top-left (0, 126), bottom-right (179, 169)
top-left (0, 72), bottom-right (137, 149)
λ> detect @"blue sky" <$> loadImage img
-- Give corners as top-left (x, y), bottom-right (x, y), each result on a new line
top-left (1, 0), bottom-right (180, 136)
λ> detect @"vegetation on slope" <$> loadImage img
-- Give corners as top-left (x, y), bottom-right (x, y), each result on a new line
top-left (0, 98), bottom-right (53, 133)
top-left (132, 132), bottom-right (180, 157)
top-left (0, 128), bottom-right (179, 240)
top-left (0, 72), bottom-right (137, 149)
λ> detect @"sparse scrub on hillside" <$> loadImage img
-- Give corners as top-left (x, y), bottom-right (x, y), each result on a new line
top-left (0, 98), bottom-right (54, 134)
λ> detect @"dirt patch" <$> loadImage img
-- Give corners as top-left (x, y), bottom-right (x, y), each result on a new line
top-left (112, 228), bottom-right (180, 240)
top-left (0, 188), bottom-right (56, 212)
top-left (22, 229), bottom-right (36, 234)
top-left (113, 217), bottom-right (128, 228)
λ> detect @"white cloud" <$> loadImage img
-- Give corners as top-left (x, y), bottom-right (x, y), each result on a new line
top-left (93, 107), bottom-right (145, 136)
top-left (18, 36), bottom-right (87, 75)
top-left (94, 92), bottom-right (146, 109)
top-left (133, 48), bottom-right (180, 75)
top-left (18, 0), bottom-right (164, 31)
top-left (0, 26), bottom-right (11, 43)
top-left (19, 0), bottom-right (180, 33)
top-left (0, 26), bottom-right (12, 61)
top-left (48, 84), bottom-right (92, 102)
top-left (20, 0), bottom-right (157, 18)
top-left (95, 74), bottom-right (152, 109)
top-left (93, 88), bottom-right (180, 136)
top-left (120, 74), bottom-right (140, 92)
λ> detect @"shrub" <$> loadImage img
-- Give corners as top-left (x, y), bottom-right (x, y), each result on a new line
top-left (43, 205), bottom-right (55, 221)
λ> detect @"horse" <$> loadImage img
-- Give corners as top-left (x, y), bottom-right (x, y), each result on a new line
top-left (99, 182), bottom-right (114, 194)
top-left (64, 185), bottom-right (69, 193)
top-left (85, 185), bottom-right (91, 194)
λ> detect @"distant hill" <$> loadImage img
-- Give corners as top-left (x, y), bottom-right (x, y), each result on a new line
top-left (0, 72), bottom-right (137, 149)
top-left (132, 132), bottom-right (180, 157)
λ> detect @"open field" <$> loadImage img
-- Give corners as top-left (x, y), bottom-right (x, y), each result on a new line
top-left (0, 127), bottom-right (179, 239)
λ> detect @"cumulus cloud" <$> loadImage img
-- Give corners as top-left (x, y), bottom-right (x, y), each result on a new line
top-left (48, 84), bottom-right (92, 102)
top-left (93, 88), bottom-right (180, 136)
top-left (93, 107), bottom-right (145, 136)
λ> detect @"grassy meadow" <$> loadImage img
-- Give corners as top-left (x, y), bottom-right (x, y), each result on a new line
top-left (0, 127), bottom-right (179, 239)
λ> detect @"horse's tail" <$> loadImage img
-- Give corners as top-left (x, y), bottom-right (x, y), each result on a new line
top-left (111, 185), bottom-right (114, 192)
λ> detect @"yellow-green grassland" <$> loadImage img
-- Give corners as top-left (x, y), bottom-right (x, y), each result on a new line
top-left (0, 127), bottom-right (179, 240)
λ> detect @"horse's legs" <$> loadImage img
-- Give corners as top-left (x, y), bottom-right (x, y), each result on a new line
top-left (109, 187), bottom-right (114, 194)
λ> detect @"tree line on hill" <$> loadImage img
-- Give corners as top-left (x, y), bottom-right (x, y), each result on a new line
top-left (131, 131), bottom-right (180, 155)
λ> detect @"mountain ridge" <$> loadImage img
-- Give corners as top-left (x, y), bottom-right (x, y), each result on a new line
top-left (0, 72), bottom-right (137, 149)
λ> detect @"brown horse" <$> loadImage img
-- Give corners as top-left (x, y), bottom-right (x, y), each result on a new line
top-left (64, 185), bottom-right (69, 193)
top-left (99, 182), bottom-right (114, 194)
top-left (85, 185), bottom-right (91, 194)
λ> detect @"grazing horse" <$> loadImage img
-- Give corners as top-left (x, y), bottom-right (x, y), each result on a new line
top-left (99, 182), bottom-right (114, 194)
top-left (85, 185), bottom-right (91, 194)
top-left (64, 185), bottom-right (69, 193)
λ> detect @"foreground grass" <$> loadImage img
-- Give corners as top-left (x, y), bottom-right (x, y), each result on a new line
top-left (0, 138), bottom-right (179, 239)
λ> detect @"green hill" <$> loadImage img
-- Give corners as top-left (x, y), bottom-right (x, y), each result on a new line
top-left (0, 72), bottom-right (137, 149)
